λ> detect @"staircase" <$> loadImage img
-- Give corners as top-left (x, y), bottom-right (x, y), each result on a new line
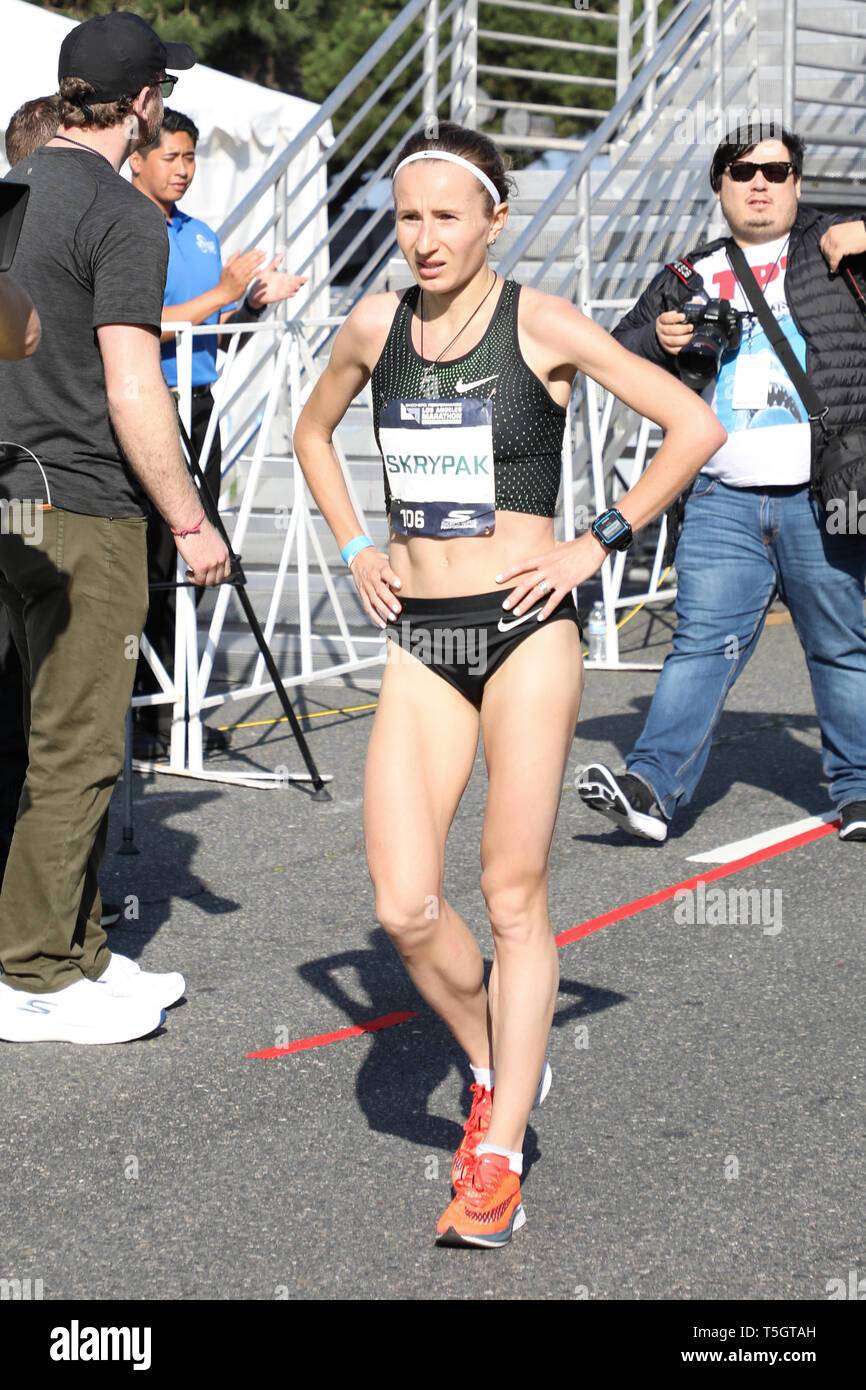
top-left (200, 0), bottom-right (866, 686)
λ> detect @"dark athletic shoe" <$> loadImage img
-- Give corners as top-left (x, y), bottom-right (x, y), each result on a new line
top-left (131, 728), bottom-right (168, 761)
top-left (575, 763), bottom-right (668, 842)
top-left (838, 801), bottom-right (866, 842)
top-left (203, 726), bottom-right (231, 753)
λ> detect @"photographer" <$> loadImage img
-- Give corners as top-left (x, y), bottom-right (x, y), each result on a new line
top-left (0, 11), bottom-right (230, 1044)
top-left (577, 126), bottom-right (866, 844)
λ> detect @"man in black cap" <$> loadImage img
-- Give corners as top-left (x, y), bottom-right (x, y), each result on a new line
top-left (0, 12), bottom-right (230, 1044)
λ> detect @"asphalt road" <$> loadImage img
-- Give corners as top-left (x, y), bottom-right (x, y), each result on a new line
top-left (2, 597), bottom-right (864, 1321)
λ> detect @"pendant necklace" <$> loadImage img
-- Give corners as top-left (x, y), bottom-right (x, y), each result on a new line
top-left (418, 272), bottom-right (498, 399)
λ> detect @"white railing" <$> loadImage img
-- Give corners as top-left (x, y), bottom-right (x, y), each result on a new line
top-left (132, 317), bottom-right (388, 781)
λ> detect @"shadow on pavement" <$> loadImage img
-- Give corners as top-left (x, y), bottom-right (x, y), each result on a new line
top-left (298, 927), bottom-right (626, 1174)
top-left (102, 784), bottom-right (241, 962)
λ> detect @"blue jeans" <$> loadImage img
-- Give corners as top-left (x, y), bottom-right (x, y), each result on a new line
top-left (627, 476), bottom-right (866, 819)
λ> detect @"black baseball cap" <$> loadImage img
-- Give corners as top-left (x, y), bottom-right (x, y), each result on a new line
top-left (58, 11), bottom-right (196, 102)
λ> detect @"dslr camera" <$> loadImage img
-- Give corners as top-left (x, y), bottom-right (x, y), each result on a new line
top-left (677, 298), bottom-right (743, 391)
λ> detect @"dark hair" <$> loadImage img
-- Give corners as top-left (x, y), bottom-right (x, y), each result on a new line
top-left (710, 124), bottom-right (805, 192)
top-left (57, 76), bottom-right (147, 131)
top-left (5, 95), bottom-right (61, 165)
top-left (138, 106), bottom-right (199, 157)
top-left (392, 121), bottom-right (515, 211)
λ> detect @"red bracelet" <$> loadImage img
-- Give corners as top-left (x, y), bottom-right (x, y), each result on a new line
top-left (170, 507), bottom-right (205, 538)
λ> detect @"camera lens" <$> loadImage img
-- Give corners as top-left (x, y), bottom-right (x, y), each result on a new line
top-left (677, 300), bottom-right (741, 391)
top-left (679, 327), bottom-right (728, 390)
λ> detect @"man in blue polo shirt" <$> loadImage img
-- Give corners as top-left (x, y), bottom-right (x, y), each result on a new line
top-left (130, 108), bottom-right (306, 750)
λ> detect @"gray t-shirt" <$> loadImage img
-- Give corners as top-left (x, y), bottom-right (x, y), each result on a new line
top-left (0, 145), bottom-right (168, 517)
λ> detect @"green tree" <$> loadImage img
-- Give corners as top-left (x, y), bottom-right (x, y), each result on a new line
top-left (31, 0), bottom-right (314, 92)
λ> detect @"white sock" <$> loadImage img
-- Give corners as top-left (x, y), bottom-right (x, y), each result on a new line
top-left (470, 1061), bottom-right (551, 1102)
top-left (470, 1064), bottom-right (494, 1090)
top-left (476, 1142), bottom-right (523, 1175)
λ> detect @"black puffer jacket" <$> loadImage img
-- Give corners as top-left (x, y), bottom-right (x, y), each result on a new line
top-left (612, 203), bottom-right (866, 485)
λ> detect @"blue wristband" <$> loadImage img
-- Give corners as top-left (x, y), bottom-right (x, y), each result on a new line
top-left (341, 534), bottom-right (374, 566)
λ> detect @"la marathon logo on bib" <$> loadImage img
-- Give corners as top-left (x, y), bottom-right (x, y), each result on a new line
top-left (400, 402), bottom-right (464, 426)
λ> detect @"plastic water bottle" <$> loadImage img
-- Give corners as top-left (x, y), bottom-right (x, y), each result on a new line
top-left (587, 601), bottom-right (607, 661)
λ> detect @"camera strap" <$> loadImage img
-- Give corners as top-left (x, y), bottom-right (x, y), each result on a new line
top-left (843, 263), bottom-right (866, 319)
top-left (665, 257), bottom-right (705, 297)
top-left (727, 240), bottom-right (830, 434)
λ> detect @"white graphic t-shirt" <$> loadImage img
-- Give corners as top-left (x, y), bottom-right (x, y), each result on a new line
top-left (690, 235), bottom-right (810, 486)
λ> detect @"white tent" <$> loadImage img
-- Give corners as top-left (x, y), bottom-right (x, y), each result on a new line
top-left (0, 0), bottom-right (331, 299)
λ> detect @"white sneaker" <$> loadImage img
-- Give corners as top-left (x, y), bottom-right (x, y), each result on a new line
top-left (97, 953), bottom-right (186, 1010)
top-left (0, 977), bottom-right (164, 1044)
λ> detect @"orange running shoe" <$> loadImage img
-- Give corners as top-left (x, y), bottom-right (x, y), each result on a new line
top-left (451, 1083), bottom-right (494, 1187)
top-left (436, 1152), bottom-right (525, 1248)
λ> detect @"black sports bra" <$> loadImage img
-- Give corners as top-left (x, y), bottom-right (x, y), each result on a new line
top-left (371, 279), bottom-right (566, 518)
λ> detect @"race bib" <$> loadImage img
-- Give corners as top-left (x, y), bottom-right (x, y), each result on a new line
top-left (379, 398), bottom-right (496, 537)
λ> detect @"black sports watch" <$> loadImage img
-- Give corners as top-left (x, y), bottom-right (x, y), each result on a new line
top-left (590, 507), bottom-right (633, 552)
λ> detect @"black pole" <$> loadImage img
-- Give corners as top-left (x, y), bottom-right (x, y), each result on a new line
top-left (175, 414), bottom-right (331, 801)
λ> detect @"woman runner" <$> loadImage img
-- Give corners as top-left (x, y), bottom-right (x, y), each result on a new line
top-left (293, 123), bottom-right (725, 1247)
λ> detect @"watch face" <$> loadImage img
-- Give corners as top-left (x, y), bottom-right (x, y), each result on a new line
top-left (597, 512), bottom-right (626, 543)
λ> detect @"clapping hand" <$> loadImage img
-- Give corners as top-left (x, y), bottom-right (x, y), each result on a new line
top-left (246, 253), bottom-right (309, 309)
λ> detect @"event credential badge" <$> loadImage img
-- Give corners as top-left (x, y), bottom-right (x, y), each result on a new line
top-left (379, 397), bottom-right (496, 538)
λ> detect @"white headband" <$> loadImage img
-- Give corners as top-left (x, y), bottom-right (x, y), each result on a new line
top-left (392, 150), bottom-right (503, 206)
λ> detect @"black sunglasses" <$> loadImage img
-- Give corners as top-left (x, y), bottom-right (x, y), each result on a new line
top-left (159, 76), bottom-right (178, 98)
top-left (726, 160), bottom-right (795, 184)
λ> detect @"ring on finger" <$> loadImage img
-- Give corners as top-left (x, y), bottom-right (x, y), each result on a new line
top-left (536, 576), bottom-right (549, 595)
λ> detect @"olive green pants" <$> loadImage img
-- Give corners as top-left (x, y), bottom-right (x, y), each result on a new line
top-left (0, 508), bottom-right (147, 992)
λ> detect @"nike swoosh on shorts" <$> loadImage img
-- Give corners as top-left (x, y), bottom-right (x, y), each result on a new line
top-left (497, 604), bottom-right (545, 632)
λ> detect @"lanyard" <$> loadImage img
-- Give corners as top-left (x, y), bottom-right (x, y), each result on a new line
top-left (726, 236), bottom-right (790, 345)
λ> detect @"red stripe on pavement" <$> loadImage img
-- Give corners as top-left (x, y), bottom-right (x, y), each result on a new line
top-left (244, 1010), bottom-right (418, 1059)
top-left (247, 818), bottom-right (838, 1057)
top-left (555, 819), bottom-right (838, 947)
